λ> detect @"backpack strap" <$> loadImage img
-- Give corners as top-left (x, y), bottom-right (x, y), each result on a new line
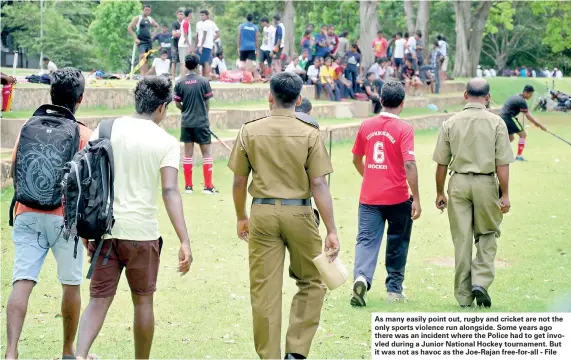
top-left (8, 196), bottom-right (16, 227)
top-left (99, 119), bottom-right (115, 140)
top-left (32, 104), bottom-right (76, 121)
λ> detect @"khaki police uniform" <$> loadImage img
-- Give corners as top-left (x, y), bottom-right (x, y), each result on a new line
top-left (432, 103), bottom-right (515, 305)
top-left (227, 108), bottom-right (333, 359)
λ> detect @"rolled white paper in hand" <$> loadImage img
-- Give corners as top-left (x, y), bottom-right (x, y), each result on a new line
top-left (312, 253), bottom-right (348, 290)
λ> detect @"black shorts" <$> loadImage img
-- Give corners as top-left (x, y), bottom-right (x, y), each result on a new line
top-left (259, 50), bottom-right (272, 65)
top-left (394, 58), bottom-right (404, 68)
top-left (502, 117), bottom-right (524, 135)
top-left (137, 42), bottom-right (152, 55)
top-left (171, 46), bottom-right (180, 64)
top-left (180, 126), bottom-right (211, 145)
top-left (240, 50), bottom-right (256, 62)
top-left (273, 48), bottom-right (283, 60)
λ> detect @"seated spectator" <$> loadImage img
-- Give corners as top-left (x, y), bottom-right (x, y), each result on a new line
top-left (362, 72), bottom-right (382, 114)
top-left (306, 57), bottom-right (322, 99)
top-left (298, 49), bottom-right (311, 71)
top-left (320, 56), bottom-right (340, 101)
top-left (42, 56), bottom-right (58, 75)
top-left (295, 97), bottom-right (313, 115)
top-left (418, 66), bottom-right (435, 94)
top-left (211, 51), bottom-right (228, 79)
top-left (336, 60), bottom-right (355, 99)
top-left (401, 59), bottom-right (421, 96)
top-left (149, 50), bottom-right (171, 76)
top-left (368, 57), bottom-right (383, 80)
top-left (285, 56), bottom-right (307, 76)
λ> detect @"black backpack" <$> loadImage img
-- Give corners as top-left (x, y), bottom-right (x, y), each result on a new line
top-left (61, 119), bottom-right (115, 279)
top-left (9, 105), bottom-right (80, 225)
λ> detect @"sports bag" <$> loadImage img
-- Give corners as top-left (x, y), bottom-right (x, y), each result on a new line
top-left (10, 105), bottom-right (80, 225)
top-left (61, 119), bottom-right (115, 279)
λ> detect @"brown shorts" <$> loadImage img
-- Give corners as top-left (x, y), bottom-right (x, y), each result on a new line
top-left (88, 238), bottom-right (162, 298)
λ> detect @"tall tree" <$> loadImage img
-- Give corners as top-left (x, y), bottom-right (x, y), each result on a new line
top-left (359, 0), bottom-right (379, 68)
top-left (452, 0), bottom-right (492, 77)
top-left (415, 0), bottom-right (429, 56)
top-left (403, 0), bottom-right (415, 34)
top-left (283, 0), bottom-right (295, 57)
top-left (531, 1), bottom-right (571, 53)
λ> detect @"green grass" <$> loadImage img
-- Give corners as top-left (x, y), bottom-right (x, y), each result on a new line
top-left (1, 113), bottom-right (570, 358)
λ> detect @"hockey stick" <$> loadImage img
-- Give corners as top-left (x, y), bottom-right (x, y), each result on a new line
top-left (209, 130), bottom-right (233, 152)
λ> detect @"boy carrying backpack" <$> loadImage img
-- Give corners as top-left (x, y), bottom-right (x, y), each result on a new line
top-left (5, 68), bottom-right (92, 359)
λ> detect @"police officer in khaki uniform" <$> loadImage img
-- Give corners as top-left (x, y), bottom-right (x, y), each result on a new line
top-left (228, 72), bottom-right (340, 359)
top-left (432, 78), bottom-right (514, 308)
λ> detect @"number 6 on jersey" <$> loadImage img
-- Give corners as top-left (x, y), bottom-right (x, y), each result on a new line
top-left (373, 141), bottom-right (385, 164)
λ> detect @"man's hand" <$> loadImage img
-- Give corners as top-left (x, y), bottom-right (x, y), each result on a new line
top-left (536, 123), bottom-right (547, 131)
top-left (324, 232), bottom-right (340, 262)
top-left (135, 39), bottom-right (141, 45)
top-left (411, 199), bottom-right (422, 220)
top-left (237, 217), bottom-right (249, 242)
top-left (500, 195), bottom-right (511, 214)
top-left (178, 242), bottom-right (193, 275)
top-left (435, 194), bottom-right (448, 211)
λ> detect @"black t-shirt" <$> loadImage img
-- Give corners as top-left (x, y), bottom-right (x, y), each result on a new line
top-left (174, 73), bottom-right (214, 128)
top-left (500, 94), bottom-right (528, 120)
top-left (401, 65), bottom-right (415, 79)
top-left (153, 32), bottom-right (173, 56)
top-left (137, 16), bottom-right (153, 43)
top-left (172, 20), bottom-right (181, 49)
top-left (362, 80), bottom-right (374, 94)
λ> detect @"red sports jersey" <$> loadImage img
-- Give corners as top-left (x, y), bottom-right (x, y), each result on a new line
top-left (352, 113), bottom-right (415, 205)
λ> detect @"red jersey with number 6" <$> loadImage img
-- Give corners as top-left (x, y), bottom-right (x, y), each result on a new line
top-left (352, 113), bottom-right (415, 205)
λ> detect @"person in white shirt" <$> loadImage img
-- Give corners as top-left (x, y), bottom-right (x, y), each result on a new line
top-left (272, 15), bottom-right (286, 74)
top-left (392, 32), bottom-right (406, 71)
top-left (437, 35), bottom-right (449, 78)
top-left (178, 9), bottom-right (193, 78)
top-left (149, 50), bottom-right (171, 76)
top-left (42, 56), bottom-right (57, 74)
top-left (553, 67), bottom-right (563, 78)
top-left (483, 68), bottom-right (491, 77)
top-left (476, 65), bottom-right (483, 78)
top-left (259, 17), bottom-right (276, 78)
top-left (490, 68), bottom-right (497, 77)
top-left (306, 57), bottom-right (322, 99)
top-left (211, 51), bottom-right (227, 79)
top-left (368, 58), bottom-right (383, 80)
top-left (197, 10), bottom-right (220, 79)
top-left (285, 57), bottom-right (306, 77)
top-left (404, 32), bottom-right (417, 63)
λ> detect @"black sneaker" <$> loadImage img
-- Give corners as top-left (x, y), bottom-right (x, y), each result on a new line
top-left (350, 277), bottom-right (367, 307)
top-left (203, 186), bottom-right (219, 195)
top-left (185, 186), bottom-right (193, 194)
top-left (472, 285), bottom-right (492, 308)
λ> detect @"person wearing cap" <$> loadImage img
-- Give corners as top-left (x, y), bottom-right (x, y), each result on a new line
top-left (499, 85), bottom-right (547, 161)
top-left (228, 72), bottom-right (339, 359)
top-left (433, 78), bottom-right (514, 308)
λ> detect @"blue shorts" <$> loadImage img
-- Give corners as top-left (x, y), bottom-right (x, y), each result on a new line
top-left (11, 212), bottom-right (83, 285)
top-left (199, 47), bottom-right (212, 64)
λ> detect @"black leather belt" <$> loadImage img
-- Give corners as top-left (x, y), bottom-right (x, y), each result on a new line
top-left (252, 198), bottom-right (312, 206)
top-left (455, 172), bottom-right (495, 176)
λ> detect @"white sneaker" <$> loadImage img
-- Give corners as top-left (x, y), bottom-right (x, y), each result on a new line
top-left (350, 276), bottom-right (368, 307)
top-left (203, 187), bottom-right (219, 195)
top-left (185, 186), bottom-right (193, 194)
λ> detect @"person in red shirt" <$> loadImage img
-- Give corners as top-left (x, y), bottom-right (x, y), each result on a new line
top-left (350, 81), bottom-right (421, 306)
top-left (372, 30), bottom-right (388, 61)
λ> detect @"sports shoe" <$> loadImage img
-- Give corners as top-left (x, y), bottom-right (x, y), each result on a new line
top-left (387, 292), bottom-right (407, 303)
top-left (203, 186), bottom-right (219, 195)
top-left (185, 186), bottom-right (193, 194)
top-left (515, 155), bottom-right (526, 161)
top-left (472, 285), bottom-right (492, 308)
top-left (350, 276), bottom-right (368, 307)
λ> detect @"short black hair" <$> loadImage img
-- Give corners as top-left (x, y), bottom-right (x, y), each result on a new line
top-left (135, 76), bottom-right (172, 115)
top-left (42, 56), bottom-right (50, 61)
top-left (200, 9), bottom-right (209, 16)
top-left (366, 71), bottom-right (375, 78)
top-left (341, 31), bottom-right (349, 37)
top-left (466, 79), bottom-right (490, 97)
top-left (379, 57), bottom-right (389, 63)
top-left (185, 54), bottom-right (200, 70)
top-left (304, 29), bottom-right (312, 36)
top-left (415, 30), bottom-right (422, 37)
top-left (216, 51), bottom-right (223, 57)
top-left (160, 49), bottom-right (169, 56)
top-left (404, 32), bottom-right (409, 38)
top-left (324, 56), bottom-right (332, 63)
top-left (437, 34), bottom-right (443, 41)
top-left (397, 32), bottom-right (403, 37)
top-left (295, 97), bottom-right (312, 114)
top-left (176, 7), bottom-right (185, 14)
top-left (184, 9), bottom-right (192, 17)
top-left (260, 16), bottom-right (269, 23)
top-left (270, 72), bottom-right (303, 108)
top-left (143, 4), bottom-right (151, 9)
top-left (433, 39), bottom-right (440, 47)
top-left (376, 57), bottom-right (383, 64)
top-left (307, 23), bottom-right (314, 28)
top-left (523, 85), bottom-right (535, 93)
top-left (246, 13), bottom-right (253, 21)
top-left (377, 30), bottom-right (383, 35)
top-left (50, 67), bottom-right (85, 114)
top-left (162, 23), bottom-right (168, 27)
top-left (273, 14), bottom-right (280, 21)
top-left (380, 81), bottom-right (406, 108)
top-left (321, 24), bottom-right (327, 29)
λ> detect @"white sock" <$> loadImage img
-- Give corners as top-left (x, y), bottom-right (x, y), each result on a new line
top-left (355, 275), bottom-right (367, 285)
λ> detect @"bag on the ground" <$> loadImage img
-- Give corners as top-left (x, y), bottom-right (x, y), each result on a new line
top-left (61, 119), bottom-right (115, 279)
top-left (10, 104), bottom-right (81, 226)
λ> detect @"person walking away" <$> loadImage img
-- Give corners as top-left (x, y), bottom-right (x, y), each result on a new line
top-left (362, 71), bottom-right (382, 114)
top-left (437, 35), bottom-right (449, 80)
top-left (178, 9), bottom-right (193, 78)
top-left (5, 68), bottom-right (91, 360)
top-left (237, 14), bottom-right (259, 75)
top-left (128, 4), bottom-right (159, 76)
top-left (327, 25), bottom-right (339, 57)
top-left (351, 81), bottom-right (421, 306)
top-left (174, 54), bottom-right (218, 194)
top-left (171, 8), bottom-right (185, 78)
top-left (259, 17), bottom-right (276, 78)
top-left (499, 85), bottom-right (547, 161)
top-left (414, 31), bottom-right (425, 67)
top-left (306, 57), bottom-right (322, 99)
top-left (337, 31), bottom-right (350, 59)
top-left (272, 15), bottom-right (286, 74)
top-left (197, 10), bottom-right (219, 80)
top-left (148, 49), bottom-right (171, 76)
top-left (345, 44), bottom-right (361, 94)
top-left (228, 72), bottom-right (340, 359)
top-left (372, 30), bottom-right (388, 61)
top-left (153, 24), bottom-right (173, 59)
top-left (320, 57), bottom-right (340, 102)
top-left (75, 76), bottom-right (193, 359)
top-left (392, 32), bottom-right (406, 71)
top-left (432, 78), bottom-right (514, 308)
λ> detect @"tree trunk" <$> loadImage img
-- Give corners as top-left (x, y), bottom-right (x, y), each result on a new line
top-left (403, 0), bottom-right (415, 35)
top-left (359, 0), bottom-right (379, 69)
top-left (453, 1), bottom-right (492, 77)
top-left (283, 0), bottom-right (295, 58)
top-left (415, 0), bottom-right (429, 57)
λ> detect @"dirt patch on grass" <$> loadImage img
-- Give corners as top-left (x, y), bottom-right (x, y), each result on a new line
top-left (426, 256), bottom-right (508, 268)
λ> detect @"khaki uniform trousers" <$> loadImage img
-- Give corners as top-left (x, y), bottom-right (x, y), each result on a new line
top-left (447, 173), bottom-right (503, 305)
top-left (248, 201), bottom-right (326, 359)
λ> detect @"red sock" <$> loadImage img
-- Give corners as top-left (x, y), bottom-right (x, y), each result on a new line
top-left (203, 157), bottom-right (213, 188)
top-left (183, 157), bottom-right (193, 187)
top-left (517, 138), bottom-right (526, 156)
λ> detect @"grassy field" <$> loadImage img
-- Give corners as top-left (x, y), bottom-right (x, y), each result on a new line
top-left (1, 113), bottom-right (569, 358)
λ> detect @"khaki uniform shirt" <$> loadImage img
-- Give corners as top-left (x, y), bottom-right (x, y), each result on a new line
top-left (227, 108), bottom-right (333, 199)
top-left (433, 103), bottom-right (515, 173)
